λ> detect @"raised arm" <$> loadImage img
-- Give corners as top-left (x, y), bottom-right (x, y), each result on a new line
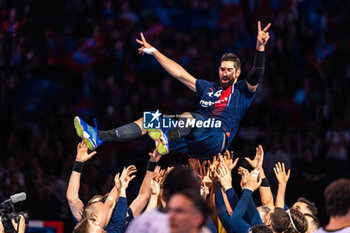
top-left (229, 170), bottom-right (262, 233)
top-left (274, 162), bottom-right (291, 208)
top-left (145, 167), bottom-right (163, 212)
top-left (128, 150), bottom-right (161, 217)
top-left (66, 141), bottom-right (96, 221)
top-left (246, 21), bottom-right (271, 92)
top-left (136, 32), bottom-right (197, 92)
top-left (245, 145), bottom-right (274, 209)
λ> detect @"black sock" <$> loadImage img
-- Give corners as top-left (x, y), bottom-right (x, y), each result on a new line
top-left (166, 117), bottom-right (192, 142)
top-left (98, 123), bottom-right (142, 142)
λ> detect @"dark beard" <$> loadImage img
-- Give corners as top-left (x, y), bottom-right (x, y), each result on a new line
top-left (220, 78), bottom-right (234, 90)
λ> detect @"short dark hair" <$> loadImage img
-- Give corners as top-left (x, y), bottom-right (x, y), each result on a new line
top-left (250, 224), bottom-right (273, 233)
top-left (270, 208), bottom-right (290, 233)
top-left (324, 178), bottom-right (350, 217)
top-left (172, 189), bottom-right (212, 227)
top-left (162, 166), bottom-right (201, 202)
top-left (297, 197), bottom-right (318, 216)
top-left (285, 209), bottom-right (308, 233)
top-left (220, 53), bottom-right (241, 70)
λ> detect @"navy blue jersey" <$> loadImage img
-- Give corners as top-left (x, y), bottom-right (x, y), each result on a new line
top-left (195, 79), bottom-right (256, 148)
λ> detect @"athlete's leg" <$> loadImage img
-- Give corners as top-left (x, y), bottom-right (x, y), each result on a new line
top-left (98, 117), bottom-right (147, 141)
top-left (74, 116), bottom-right (147, 150)
top-left (166, 112), bottom-right (195, 142)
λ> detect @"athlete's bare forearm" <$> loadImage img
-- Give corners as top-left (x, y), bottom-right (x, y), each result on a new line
top-left (152, 50), bottom-right (197, 92)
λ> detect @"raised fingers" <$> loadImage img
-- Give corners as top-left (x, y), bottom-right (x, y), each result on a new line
top-left (232, 158), bottom-right (239, 168)
top-left (88, 151), bottom-right (97, 159)
top-left (136, 38), bottom-right (144, 45)
top-left (140, 32), bottom-right (147, 43)
top-left (263, 23), bottom-right (271, 32)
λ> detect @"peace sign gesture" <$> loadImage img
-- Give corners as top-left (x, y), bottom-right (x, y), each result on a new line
top-left (136, 32), bottom-right (155, 55)
top-left (256, 21), bottom-right (271, 51)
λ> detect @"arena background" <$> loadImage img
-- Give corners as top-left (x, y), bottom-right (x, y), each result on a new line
top-left (0, 0), bottom-right (349, 232)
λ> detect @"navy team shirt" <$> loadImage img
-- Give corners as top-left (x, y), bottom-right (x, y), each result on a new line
top-left (195, 79), bottom-right (256, 148)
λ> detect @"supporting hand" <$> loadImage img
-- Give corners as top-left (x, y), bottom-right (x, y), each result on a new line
top-left (120, 165), bottom-right (137, 189)
top-left (216, 163), bottom-right (232, 191)
top-left (149, 148), bottom-right (162, 162)
top-left (245, 169), bottom-right (262, 192)
top-left (76, 141), bottom-right (97, 162)
top-left (245, 145), bottom-right (264, 169)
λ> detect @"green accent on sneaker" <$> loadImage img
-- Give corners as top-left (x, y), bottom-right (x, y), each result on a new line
top-left (74, 117), bottom-right (83, 137)
top-left (148, 129), bottom-right (162, 141)
top-left (84, 138), bottom-right (95, 150)
top-left (157, 143), bottom-right (168, 155)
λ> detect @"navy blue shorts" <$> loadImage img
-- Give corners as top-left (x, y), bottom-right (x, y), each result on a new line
top-left (161, 112), bottom-right (225, 159)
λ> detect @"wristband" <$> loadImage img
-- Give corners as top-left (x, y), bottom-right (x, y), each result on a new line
top-left (73, 161), bottom-right (84, 173)
top-left (147, 160), bottom-right (157, 171)
top-left (142, 47), bottom-right (157, 55)
top-left (261, 178), bottom-right (270, 187)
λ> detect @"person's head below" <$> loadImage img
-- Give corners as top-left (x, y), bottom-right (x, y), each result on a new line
top-left (73, 194), bottom-right (111, 233)
top-left (168, 189), bottom-right (212, 233)
top-left (73, 217), bottom-right (106, 233)
top-left (265, 207), bottom-right (291, 233)
top-left (162, 165), bottom-right (201, 204)
top-left (303, 213), bottom-right (320, 233)
top-left (219, 53), bottom-right (241, 90)
top-left (292, 197), bottom-right (317, 216)
top-left (285, 209), bottom-right (308, 233)
top-left (292, 197), bottom-right (319, 233)
top-left (249, 225), bottom-right (273, 233)
top-left (257, 205), bottom-right (271, 225)
top-left (324, 178), bottom-right (350, 219)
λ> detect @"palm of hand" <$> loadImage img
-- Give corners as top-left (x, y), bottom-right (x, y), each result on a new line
top-left (77, 148), bottom-right (88, 160)
top-left (225, 157), bottom-right (239, 171)
top-left (151, 179), bottom-right (160, 194)
top-left (276, 173), bottom-right (289, 183)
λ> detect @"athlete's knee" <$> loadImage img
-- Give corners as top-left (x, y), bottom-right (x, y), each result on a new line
top-left (134, 117), bottom-right (147, 135)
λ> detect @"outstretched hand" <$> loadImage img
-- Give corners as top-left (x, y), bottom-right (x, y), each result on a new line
top-left (273, 162), bottom-right (290, 184)
top-left (256, 21), bottom-right (271, 51)
top-left (136, 32), bottom-right (153, 55)
top-left (76, 141), bottom-right (97, 162)
top-left (238, 166), bottom-right (249, 189)
top-left (216, 163), bottom-right (232, 191)
top-left (245, 169), bottom-right (262, 192)
top-left (120, 165), bottom-right (137, 189)
top-left (221, 150), bottom-right (239, 171)
top-left (151, 167), bottom-right (163, 196)
top-left (149, 148), bottom-right (162, 162)
top-left (245, 145), bottom-right (264, 169)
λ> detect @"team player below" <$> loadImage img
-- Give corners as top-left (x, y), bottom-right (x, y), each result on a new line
top-left (74, 21), bottom-right (271, 159)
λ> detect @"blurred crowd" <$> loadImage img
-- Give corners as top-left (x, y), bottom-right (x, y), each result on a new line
top-left (0, 0), bottom-right (350, 232)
